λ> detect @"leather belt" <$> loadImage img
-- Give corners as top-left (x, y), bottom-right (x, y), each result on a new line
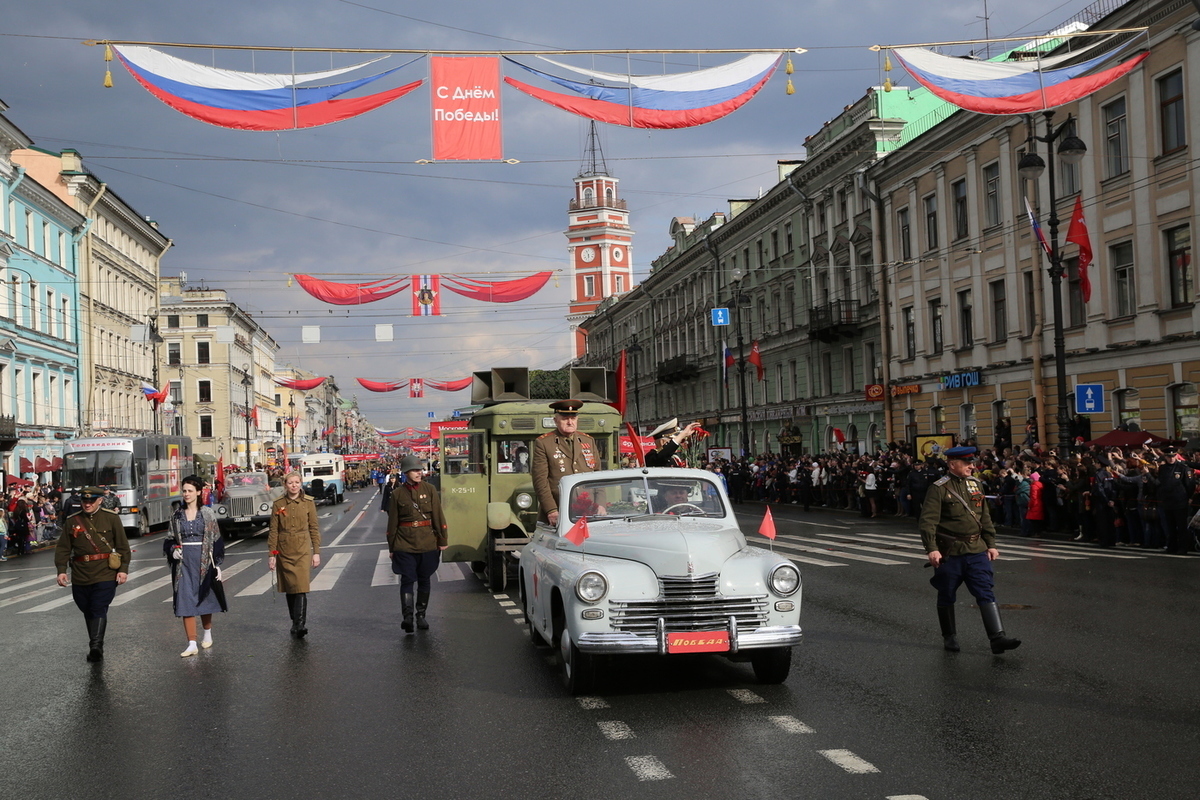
top-left (74, 553), bottom-right (112, 563)
top-left (399, 520), bottom-right (431, 528)
top-left (937, 532), bottom-right (980, 543)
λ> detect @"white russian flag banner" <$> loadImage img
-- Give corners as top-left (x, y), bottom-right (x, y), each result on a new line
top-left (412, 275), bottom-right (442, 316)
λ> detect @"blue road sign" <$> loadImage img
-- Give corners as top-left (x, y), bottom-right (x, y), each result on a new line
top-left (452, 410), bottom-right (461, 418)
top-left (711, 308), bottom-right (731, 326)
top-left (427, 411), bottom-right (435, 418)
top-left (1075, 383), bottom-right (1105, 415)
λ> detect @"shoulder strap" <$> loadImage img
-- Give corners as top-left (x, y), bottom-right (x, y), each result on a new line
top-left (941, 481), bottom-right (984, 532)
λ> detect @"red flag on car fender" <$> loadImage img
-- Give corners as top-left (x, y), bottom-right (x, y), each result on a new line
top-left (565, 516), bottom-right (590, 546)
top-left (758, 506), bottom-right (776, 540)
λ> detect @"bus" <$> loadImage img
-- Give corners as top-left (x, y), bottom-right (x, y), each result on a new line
top-left (63, 436), bottom-right (193, 536)
top-left (299, 453), bottom-right (345, 504)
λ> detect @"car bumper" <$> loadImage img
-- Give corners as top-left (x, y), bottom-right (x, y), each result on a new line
top-left (577, 624), bottom-right (803, 655)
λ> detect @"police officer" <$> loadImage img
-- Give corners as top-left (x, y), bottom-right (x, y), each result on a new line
top-left (644, 419), bottom-right (702, 468)
top-left (531, 399), bottom-right (599, 525)
top-left (919, 446), bottom-right (1021, 655)
top-left (53, 486), bottom-right (130, 662)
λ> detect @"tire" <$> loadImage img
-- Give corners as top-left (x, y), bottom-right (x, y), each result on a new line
top-left (559, 627), bottom-right (595, 695)
top-left (521, 572), bottom-right (548, 648)
top-left (486, 531), bottom-right (507, 592)
top-left (135, 512), bottom-right (150, 538)
top-left (750, 646), bottom-right (793, 684)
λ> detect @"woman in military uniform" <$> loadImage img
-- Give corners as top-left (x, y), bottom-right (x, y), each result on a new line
top-left (165, 476), bottom-right (226, 658)
top-left (919, 446), bottom-right (1021, 655)
top-left (387, 455), bottom-right (448, 633)
top-left (54, 486), bottom-right (131, 662)
top-left (268, 471), bottom-right (322, 637)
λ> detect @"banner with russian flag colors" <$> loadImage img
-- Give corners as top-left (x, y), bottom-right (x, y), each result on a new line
top-left (431, 57), bottom-right (502, 160)
top-left (412, 275), bottom-right (442, 316)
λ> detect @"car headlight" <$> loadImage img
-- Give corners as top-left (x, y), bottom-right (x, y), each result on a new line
top-left (515, 492), bottom-right (534, 510)
top-left (769, 563), bottom-right (800, 596)
top-left (259, 502), bottom-right (270, 512)
top-left (575, 571), bottom-right (608, 603)
top-left (216, 506), bottom-right (228, 516)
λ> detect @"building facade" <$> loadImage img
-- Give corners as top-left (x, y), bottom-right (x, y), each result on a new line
top-left (0, 102), bottom-right (84, 482)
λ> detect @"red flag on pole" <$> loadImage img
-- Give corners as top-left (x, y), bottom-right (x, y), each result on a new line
top-left (1066, 195), bottom-right (1093, 303)
top-left (748, 340), bottom-right (764, 381)
top-left (215, 457), bottom-right (226, 501)
top-left (758, 506), bottom-right (776, 540)
top-left (565, 515), bottom-right (590, 546)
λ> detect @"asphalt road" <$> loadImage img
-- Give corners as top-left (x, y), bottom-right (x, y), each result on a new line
top-left (2, 489), bottom-right (1197, 800)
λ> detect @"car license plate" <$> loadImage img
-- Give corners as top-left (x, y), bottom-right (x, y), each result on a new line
top-left (234, 516), bottom-right (251, 523)
top-left (667, 631), bottom-right (730, 653)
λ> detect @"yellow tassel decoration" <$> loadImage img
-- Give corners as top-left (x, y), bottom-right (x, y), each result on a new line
top-left (883, 77), bottom-right (893, 92)
top-left (884, 54), bottom-right (892, 73)
top-left (104, 44), bottom-right (113, 61)
top-left (287, 275), bottom-right (294, 288)
top-left (785, 57), bottom-right (794, 75)
top-left (786, 78), bottom-right (795, 95)
top-left (103, 69), bottom-right (113, 88)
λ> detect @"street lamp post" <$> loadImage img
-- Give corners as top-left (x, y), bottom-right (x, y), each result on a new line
top-left (288, 393), bottom-right (296, 457)
top-left (627, 328), bottom-right (643, 436)
top-left (731, 267), bottom-right (750, 459)
top-left (1018, 110), bottom-right (1087, 455)
top-left (240, 364), bottom-right (254, 470)
top-left (147, 309), bottom-right (164, 435)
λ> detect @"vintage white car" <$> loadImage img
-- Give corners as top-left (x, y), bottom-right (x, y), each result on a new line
top-left (518, 467), bottom-right (803, 694)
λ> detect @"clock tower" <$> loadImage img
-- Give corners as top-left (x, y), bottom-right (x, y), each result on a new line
top-left (566, 123), bottom-right (634, 359)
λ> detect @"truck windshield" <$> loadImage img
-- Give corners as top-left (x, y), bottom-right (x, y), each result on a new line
top-left (64, 451), bottom-right (135, 491)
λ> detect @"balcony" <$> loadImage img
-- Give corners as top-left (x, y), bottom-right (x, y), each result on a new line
top-left (657, 354), bottom-right (700, 384)
top-left (569, 197), bottom-right (628, 212)
top-left (807, 300), bottom-right (863, 343)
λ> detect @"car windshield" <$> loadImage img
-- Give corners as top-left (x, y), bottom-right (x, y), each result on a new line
top-left (231, 473), bottom-right (268, 489)
top-left (566, 475), bottom-right (726, 522)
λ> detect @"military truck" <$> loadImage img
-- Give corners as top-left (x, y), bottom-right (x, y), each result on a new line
top-left (436, 367), bottom-right (621, 591)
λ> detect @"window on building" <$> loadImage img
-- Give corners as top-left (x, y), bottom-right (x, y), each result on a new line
top-left (199, 414), bottom-right (213, 438)
top-left (865, 341), bottom-right (878, 384)
top-left (583, 275), bottom-right (595, 297)
top-left (167, 342), bottom-right (181, 366)
top-left (820, 351), bottom-right (833, 396)
top-left (958, 289), bottom-right (973, 347)
top-left (614, 274), bottom-right (624, 293)
top-left (989, 279), bottom-right (1007, 342)
top-left (842, 347), bottom-right (854, 394)
top-left (923, 194), bottom-right (938, 250)
top-left (196, 313), bottom-right (209, 327)
top-left (198, 380), bottom-right (212, 403)
top-left (1166, 225), bottom-right (1192, 308)
top-left (1066, 257), bottom-right (1086, 327)
top-left (1115, 388), bottom-right (1141, 432)
top-left (166, 315), bottom-right (179, 328)
top-left (1103, 97), bottom-right (1129, 178)
top-left (932, 405), bottom-right (946, 435)
top-left (756, 240), bottom-right (765, 269)
top-left (1158, 69), bottom-right (1185, 154)
top-left (1110, 241), bottom-right (1135, 317)
top-left (1170, 383), bottom-right (1198, 440)
top-left (196, 341), bottom-right (210, 364)
top-left (951, 179), bottom-right (968, 240)
top-left (837, 189), bottom-right (847, 222)
top-left (961, 403), bottom-right (977, 442)
top-left (982, 163), bottom-right (1001, 227)
top-left (770, 231), bottom-right (779, 262)
top-left (784, 222), bottom-right (793, 253)
top-left (930, 299), bottom-right (943, 354)
top-left (897, 207), bottom-right (912, 260)
top-left (903, 306), bottom-right (915, 359)
top-left (169, 380), bottom-right (182, 403)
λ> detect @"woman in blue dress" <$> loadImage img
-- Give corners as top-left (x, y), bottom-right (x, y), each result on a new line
top-left (164, 475), bottom-right (226, 657)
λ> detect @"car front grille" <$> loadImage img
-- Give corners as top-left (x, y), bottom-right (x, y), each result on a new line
top-left (227, 496), bottom-right (260, 517)
top-left (608, 573), bottom-right (768, 634)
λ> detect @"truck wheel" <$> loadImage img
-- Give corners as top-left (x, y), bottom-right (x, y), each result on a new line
top-left (559, 628), bottom-right (595, 695)
top-left (486, 531), bottom-right (507, 592)
top-left (750, 647), bottom-right (793, 684)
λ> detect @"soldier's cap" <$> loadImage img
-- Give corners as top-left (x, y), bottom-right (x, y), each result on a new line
top-left (549, 399), bottom-right (584, 415)
top-left (944, 446), bottom-right (978, 461)
top-left (399, 455), bottom-right (423, 473)
top-left (79, 486), bottom-right (105, 500)
top-left (649, 418), bottom-right (680, 439)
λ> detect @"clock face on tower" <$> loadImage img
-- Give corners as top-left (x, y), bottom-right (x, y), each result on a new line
top-left (612, 247), bottom-right (624, 262)
top-left (580, 246), bottom-right (596, 263)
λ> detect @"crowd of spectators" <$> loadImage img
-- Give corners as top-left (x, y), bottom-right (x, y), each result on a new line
top-left (693, 441), bottom-right (1200, 555)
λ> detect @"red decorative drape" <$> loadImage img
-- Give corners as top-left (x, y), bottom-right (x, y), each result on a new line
top-left (358, 377), bottom-right (470, 392)
top-left (442, 271), bottom-right (552, 302)
top-left (296, 272), bottom-right (550, 306)
top-left (295, 274), bottom-right (409, 305)
top-left (425, 377), bottom-right (473, 392)
top-left (275, 376), bottom-right (329, 390)
top-left (357, 378), bottom-right (408, 393)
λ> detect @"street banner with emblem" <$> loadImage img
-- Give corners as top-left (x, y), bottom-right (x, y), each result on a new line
top-left (430, 56), bottom-right (502, 160)
top-left (412, 275), bottom-right (441, 316)
top-left (409, 378), bottom-right (424, 398)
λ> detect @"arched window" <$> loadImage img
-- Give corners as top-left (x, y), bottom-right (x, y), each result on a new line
top-left (583, 187), bottom-right (594, 205)
top-left (605, 188), bottom-right (614, 204)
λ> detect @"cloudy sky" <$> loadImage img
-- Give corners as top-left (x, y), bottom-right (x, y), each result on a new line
top-left (1, 0), bottom-right (1101, 431)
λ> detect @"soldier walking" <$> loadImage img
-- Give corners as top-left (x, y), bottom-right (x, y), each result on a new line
top-left (386, 455), bottom-right (448, 633)
top-left (918, 446), bottom-right (1021, 655)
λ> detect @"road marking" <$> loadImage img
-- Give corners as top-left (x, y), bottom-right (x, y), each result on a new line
top-left (0, 574), bottom-right (56, 596)
top-left (0, 584), bottom-right (61, 609)
top-left (18, 566), bottom-right (169, 612)
top-left (818, 749), bottom-right (880, 774)
top-left (492, 593), bottom-right (508, 600)
top-left (886, 796), bottom-right (930, 799)
top-left (309, 552), bottom-right (352, 591)
top-left (512, 617), bottom-right (525, 624)
top-left (0, 576), bottom-right (19, 585)
top-left (436, 561), bottom-right (466, 582)
top-left (776, 534), bottom-right (930, 560)
top-left (155, 558), bottom-right (263, 602)
top-left (577, 696), bottom-right (610, 710)
top-left (237, 570), bottom-right (275, 596)
top-left (768, 539), bottom-right (906, 566)
top-left (625, 755), bottom-right (673, 781)
top-left (371, 549), bottom-right (398, 587)
top-left (816, 532), bottom-right (1033, 562)
top-left (756, 549), bottom-right (848, 567)
top-left (597, 720), bottom-right (636, 740)
top-left (328, 506), bottom-right (370, 547)
top-left (768, 715), bottom-right (815, 734)
top-left (498, 600), bottom-right (516, 607)
top-left (505, 608), bottom-right (522, 616)
top-left (112, 576), bottom-right (173, 606)
top-left (727, 689), bottom-right (766, 704)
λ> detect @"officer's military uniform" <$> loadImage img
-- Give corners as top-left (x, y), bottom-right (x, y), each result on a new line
top-left (54, 487), bottom-right (131, 662)
top-left (387, 454), bottom-right (449, 633)
top-left (644, 418), bottom-right (690, 467)
top-left (531, 401), bottom-right (599, 522)
top-left (918, 446), bottom-right (1020, 655)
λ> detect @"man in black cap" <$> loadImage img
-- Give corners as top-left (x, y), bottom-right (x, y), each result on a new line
top-left (644, 419), bottom-right (702, 468)
top-left (532, 399), bottom-right (599, 525)
top-left (919, 446), bottom-right (1021, 655)
top-left (54, 486), bottom-right (130, 662)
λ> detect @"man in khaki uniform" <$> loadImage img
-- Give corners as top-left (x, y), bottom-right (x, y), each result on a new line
top-left (531, 399), bottom-right (599, 525)
top-left (387, 455), bottom-right (448, 633)
top-left (54, 486), bottom-right (130, 662)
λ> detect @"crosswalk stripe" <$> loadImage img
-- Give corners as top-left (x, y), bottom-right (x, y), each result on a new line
top-left (20, 565), bottom-right (170, 612)
top-left (237, 570), bottom-right (275, 596)
top-left (163, 558), bottom-right (265, 601)
top-left (371, 549), bottom-right (398, 587)
top-left (775, 534), bottom-right (930, 560)
top-left (769, 539), bottom-right (906, 565)
top-left (0, 574), bottom-right (56, 596)
top-left (0, 584), bottom-right (60, 609)
top-left (437, 561), bottom-right (466, 582)
top-left (309, 552), bottom-right (352, 591)
top-left (751, 547), bottom-right (847, 567)
top-left (112, 576), bottom-right (173, 607)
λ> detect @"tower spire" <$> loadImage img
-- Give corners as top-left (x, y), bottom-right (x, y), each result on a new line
top-left (579, 120), bottom-right (609, 178)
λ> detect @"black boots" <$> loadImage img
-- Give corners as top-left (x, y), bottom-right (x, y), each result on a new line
top-left (415, 591), bottom-right (430, 630)
top-left (286, 594), bottom-right (309, 638)
top-left (85, 617), bottom-right (107, 662)
top-left (937, 606), bottom-right (960, 652)
top-left (979, 602), bottom-right (1022, 654)
top-left (401, 593), bottom-right (415, 633)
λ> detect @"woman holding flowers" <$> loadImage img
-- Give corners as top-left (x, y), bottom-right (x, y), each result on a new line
top-left (267, 471), bottom-right (321, 637)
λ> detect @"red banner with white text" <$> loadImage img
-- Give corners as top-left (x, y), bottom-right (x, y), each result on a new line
top-left (431, 57), bottom-right (502, 161)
